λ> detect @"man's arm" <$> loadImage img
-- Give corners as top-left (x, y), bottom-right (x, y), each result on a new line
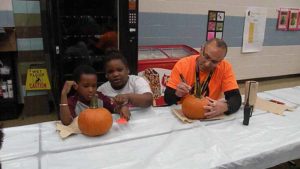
top-left (224, 89), bottom-right (242, 115)
top-left (164, 86), bottom-right (181, 105)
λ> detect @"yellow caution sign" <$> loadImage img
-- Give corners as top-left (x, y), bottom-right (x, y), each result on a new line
top-left (25, 69), bottom-right (51, 90)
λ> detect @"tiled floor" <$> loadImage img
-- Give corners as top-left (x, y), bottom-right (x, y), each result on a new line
top-left (2, 113), bottom-right (57, 127)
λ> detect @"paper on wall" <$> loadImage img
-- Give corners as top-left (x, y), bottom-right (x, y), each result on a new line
top-left (242, 7), bottom-right (267, 53)
top-left (0, 0), bottom-right (13, 11)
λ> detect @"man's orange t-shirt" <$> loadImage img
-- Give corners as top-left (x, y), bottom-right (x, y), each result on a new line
top-left (167, 55), bottom-right (239, 100)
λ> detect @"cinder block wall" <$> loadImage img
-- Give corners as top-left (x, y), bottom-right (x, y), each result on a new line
top-left (138, 0), bottom-right (300, 80)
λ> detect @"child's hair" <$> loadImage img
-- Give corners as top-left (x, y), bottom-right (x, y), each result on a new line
top-left (73, 65), bottom-right (97, 83)
top-left (103, 49), bottom-right (128, 70)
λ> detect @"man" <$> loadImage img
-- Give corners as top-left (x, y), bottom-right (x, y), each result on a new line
top-left (164, 38), bottom-right (241, 118)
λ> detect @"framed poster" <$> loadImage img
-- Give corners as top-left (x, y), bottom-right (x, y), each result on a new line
top-left (206, 10), bottom-right (225, 40)
top-left (288, 9), bottom-right (299, 30)
top-left (215, 32), bottom-right (223, 39)
top-left (216, 22), bottom-right (223, 31)
top-left (207, 32), bottom-right (215, 40)
top-left (217, 12), bottom-right (225, 21)
top-left (208, 22), bottom-right (216, 31)
top-left (209, 11), bottom-right (217, 21)
top-left (298, 11), bottom-right (300, 30)
top-left (242, 7), bottom-right (267, 53)
top-left (277, 9), bottom-right (289, 31)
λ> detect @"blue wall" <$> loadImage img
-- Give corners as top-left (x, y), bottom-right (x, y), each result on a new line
top-left (139, 12), bottom-right (300, 47)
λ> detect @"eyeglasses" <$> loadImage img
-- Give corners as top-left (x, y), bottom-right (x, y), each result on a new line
top-left (201, 47), bottom-right (221, 65)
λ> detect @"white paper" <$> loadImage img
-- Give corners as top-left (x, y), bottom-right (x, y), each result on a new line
top-left (242, 7), bottom-right (267, 53)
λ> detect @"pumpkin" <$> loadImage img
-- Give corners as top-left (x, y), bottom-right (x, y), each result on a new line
top-left (182, 95), bottom-right (209, 119)
top-left (78, 95), bottom-right (113, 137)
top-left (181, 73), bottom-right (209, 119)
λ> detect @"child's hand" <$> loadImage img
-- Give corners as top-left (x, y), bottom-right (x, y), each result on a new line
top-left (119, 105), bottom-right (131, 121)
top-left (61, 81), bottom-right (75, 95)
top-left (113, 94), bottom-right (130, 105)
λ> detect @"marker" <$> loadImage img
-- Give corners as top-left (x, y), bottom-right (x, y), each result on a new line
top-left (179, 74), bottom-right (186, 83)
top-left (270, 99), bottom-right (285, 105)
top-left (116, 117), bottom-right (128, 124)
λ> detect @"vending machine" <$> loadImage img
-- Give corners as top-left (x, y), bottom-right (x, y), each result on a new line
top-left (47, 0), bottom-right (138, 101)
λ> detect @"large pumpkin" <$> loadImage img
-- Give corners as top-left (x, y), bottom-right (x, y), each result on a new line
top-left (182, 95), bottom-right (209, 119)
top-left (78, 107), bottom-right (113, 137)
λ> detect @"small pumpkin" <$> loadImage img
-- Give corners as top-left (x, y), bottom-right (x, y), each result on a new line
top-left (78, 95), bottom-right (113, 137)
top-left (182, 95), bottom-right (209, 119)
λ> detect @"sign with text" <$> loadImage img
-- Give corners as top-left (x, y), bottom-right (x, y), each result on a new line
top-left (242, 7), bottom-right (267, 53)
top-left (25, 69), bottom-right (51, 90)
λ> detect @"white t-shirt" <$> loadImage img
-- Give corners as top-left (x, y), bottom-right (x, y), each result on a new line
top-left (97, 75), bottom-right (152, 97)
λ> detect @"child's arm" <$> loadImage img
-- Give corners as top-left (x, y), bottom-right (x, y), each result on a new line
top-left (114, 93), bottom-right (153, 107)
top-left (115, 105), bottom-right (131, 121)
top-left (59, 81), bottom-right (75, 125)
top-left (99, 92), bottom-right (131, 121)
top-left (113, 76), bottom-right (153, 107)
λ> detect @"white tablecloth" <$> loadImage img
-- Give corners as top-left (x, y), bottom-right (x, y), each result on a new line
top-left (206, 108), bottom-right (300, 169)
top-left (40, 108), bottom-right (300, 169)
top-left (264, 87), bottom-right (300, 105)
top-left (1, 157), bottom-right (38, 169)
top-left (1, 87), bottom-right (300, 169)
top-left (41, 107), bottom-right (200, 152)
top-left (0, 124), bottom-right (39, 161)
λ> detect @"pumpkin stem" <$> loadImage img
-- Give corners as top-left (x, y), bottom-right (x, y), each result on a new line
top-left (90, 94), bottom-right (98, 109)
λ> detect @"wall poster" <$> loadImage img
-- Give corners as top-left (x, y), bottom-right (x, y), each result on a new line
top-left (288, 9), bottom-right (300, 31)
top-left (242, 7), bottom-right (267, 53)
top-left (277, 8), bottom-right (300, 31)
top-left (298, 11), bottom-right (300, 30)
top-left (206, 10), bottom-right (225, 40)
top-left (277, 9), bottom-right (290, 30)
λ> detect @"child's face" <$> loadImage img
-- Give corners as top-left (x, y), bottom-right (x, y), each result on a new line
top-left (105, 59), bottom-right (129, 90)
top-left (74, 74), bottom-right (97, 101)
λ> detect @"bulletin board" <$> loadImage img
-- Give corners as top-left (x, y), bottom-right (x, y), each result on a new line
top-left (206, 10), bottom-right (225, 40)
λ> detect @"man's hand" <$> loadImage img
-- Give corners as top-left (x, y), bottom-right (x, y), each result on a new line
top-left (175, 82), bottom-right (191, 97)
top-left (61, 81), bottom-right (75, 95)
top-left (204, 97), bottom-right (228, 118)
top-left (113, 94), bottom-right (130, 105)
